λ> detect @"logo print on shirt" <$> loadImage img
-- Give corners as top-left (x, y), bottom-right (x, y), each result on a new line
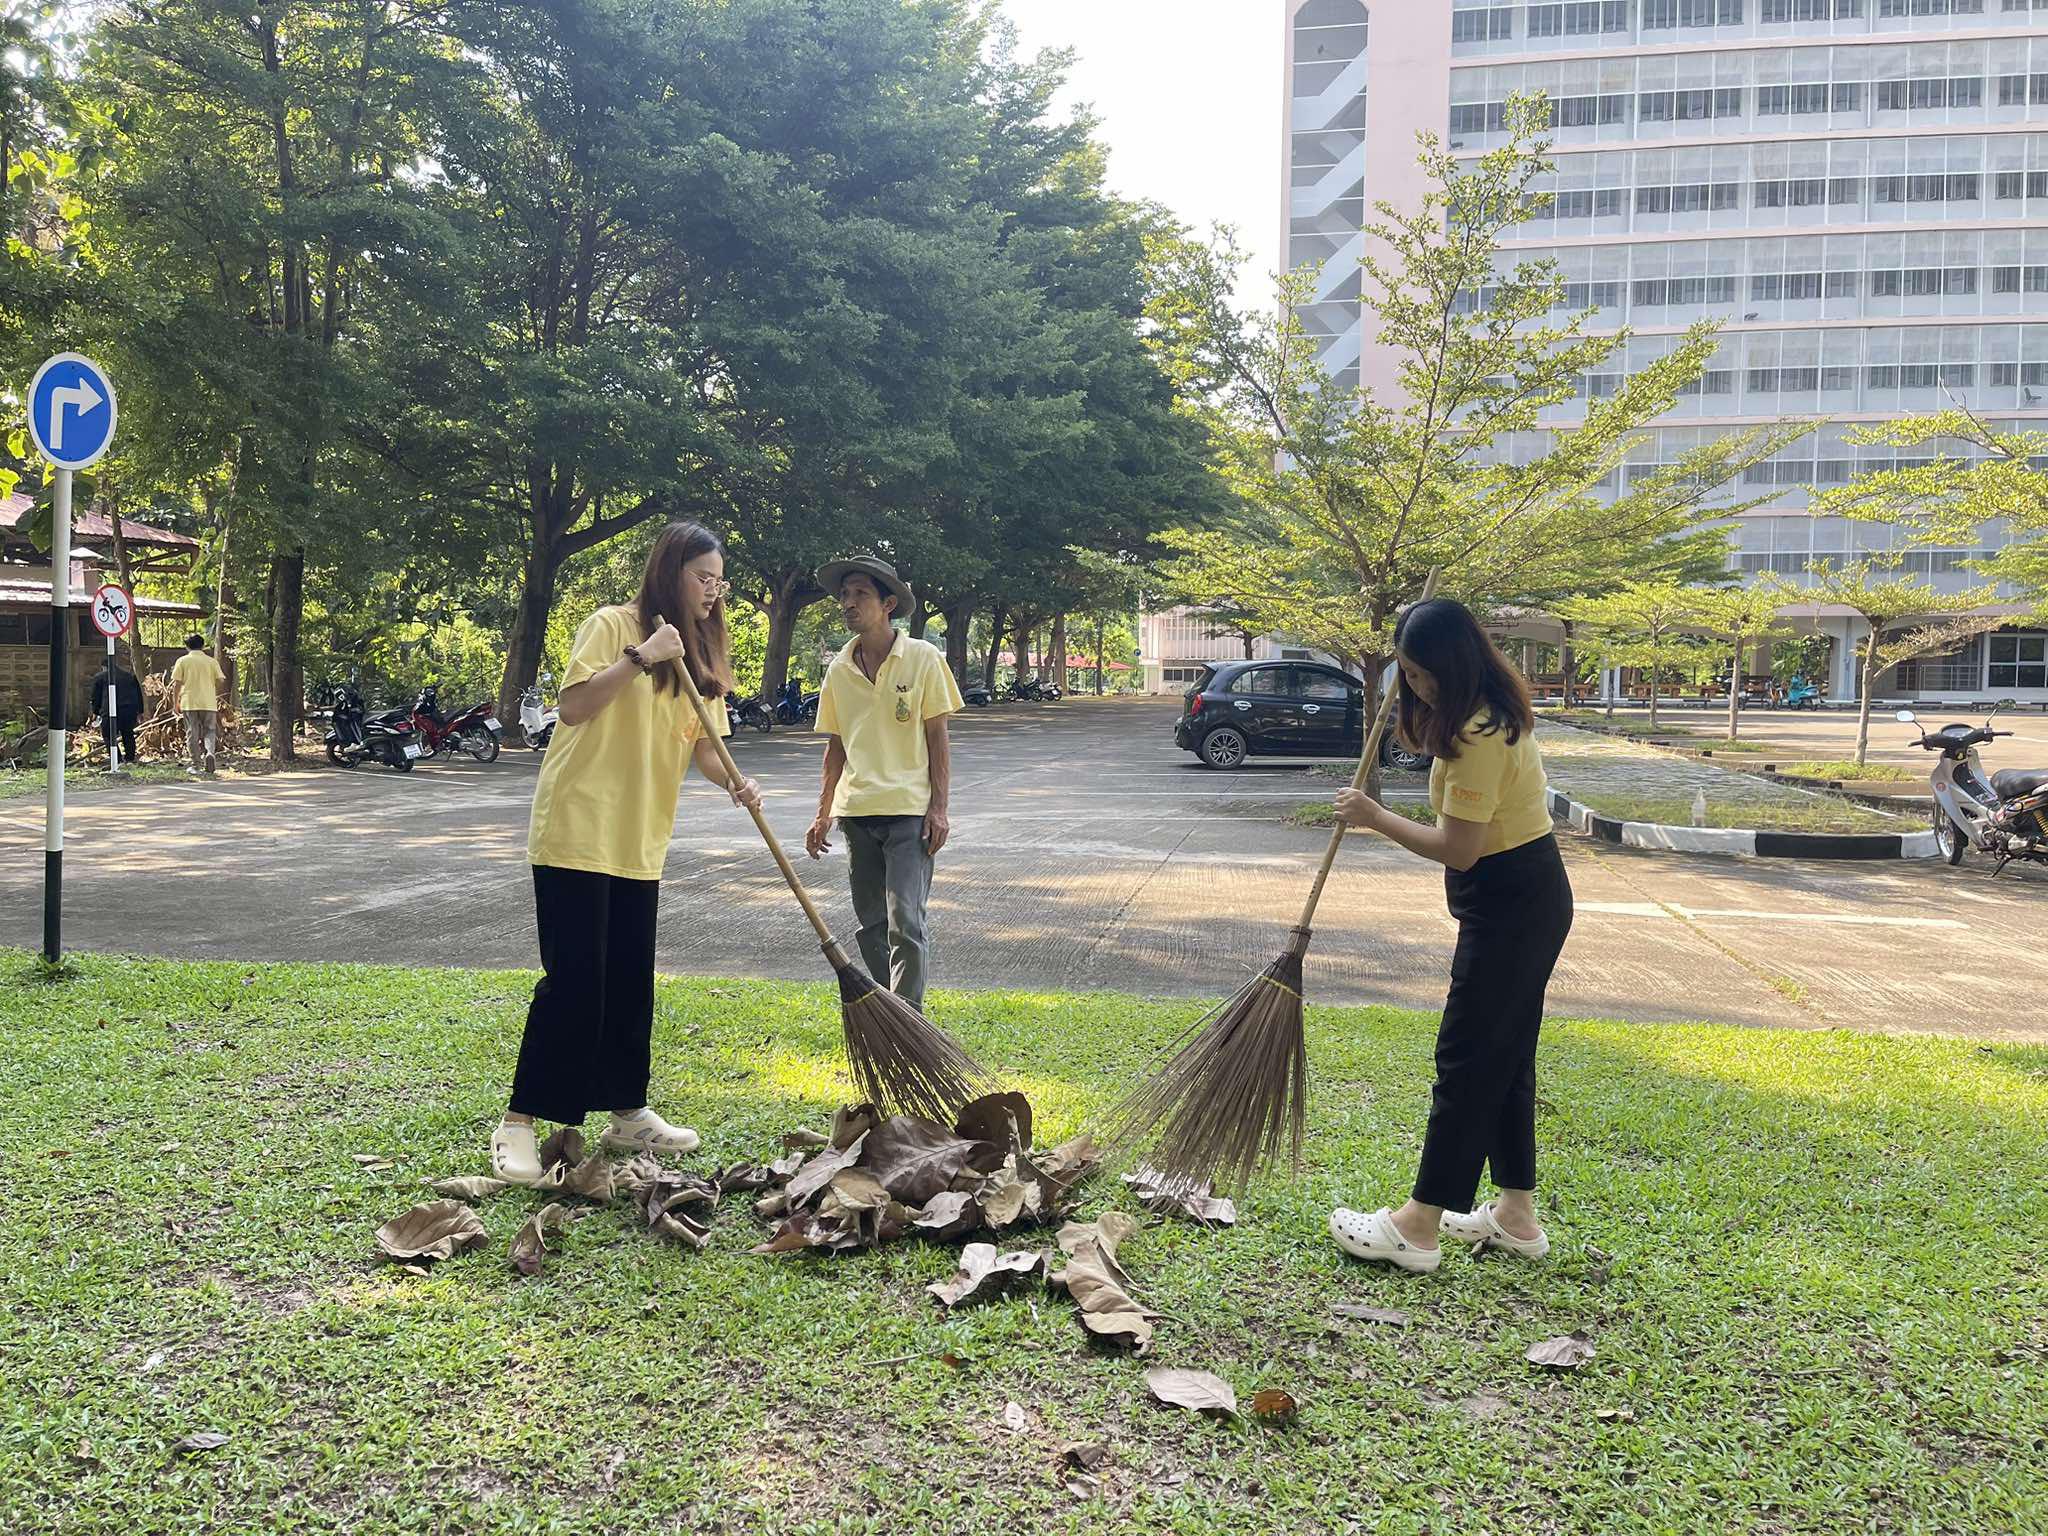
top-left (894, 684), bottom-right (911, 723)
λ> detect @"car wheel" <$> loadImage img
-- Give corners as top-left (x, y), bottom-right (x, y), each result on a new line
top-left (1381, 738), bottom-right (1431, 774)
top-left (1200, 726), bottom-right (1248, 770)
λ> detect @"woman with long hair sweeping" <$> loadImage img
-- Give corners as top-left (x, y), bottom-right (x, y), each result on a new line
top-left (1326, 598), bottom-right (1574, 1273)
top-left (490, 522), bottom-right (763, 1184)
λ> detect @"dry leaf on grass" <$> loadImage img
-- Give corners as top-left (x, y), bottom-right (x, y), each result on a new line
top-left (1526, 1331), bottom-right (1597, 1371)
top-left (714, 1162), bottom-right (773, 1193)
top-left (1332, 1303), bottom-right (1410, 1327)
top-left (1061, 1442), bottom-right (1108, 1472)
top-left (1051, 1213), bottom-right (1154, 1352)
top-left (1122, 1165), bottom-right (1236, 1226)
top-left (1144, 1368), bottom-right (1236, 1417)
top-left (1002, 1401), bottom-right (1029, 1434)
top-left (953, 1091), bottom-right (1033, 1154)
top-left (928, 1243), bottom-right (1047, 1308)
top-left (172, 1431), bottom-right (230, 1455)
top-left (912, 1190), bottom-right (976, 1236)
top-left (1594, 1406), bottom-right (1635, 1422)
top-left (350, 1153), bottom-right (387, 1167)
top-left (537, 1126), bottom-right (585, 1171)
top-left (510, 1202), bottom-right (570, 1277)
top-left (651, 1207), bottom-right (713, 1251)
top-left (375, 1200), bottom-right (489, 1264)
top-left (1249, 1388), bottom-right (1298, 1425)
top-left (830, 1104), bottom-right (879, 1150)
top-left (428, 1176), bottom-right (508, 1201)
top-left (783, 1128), bottom-right (830, 1151)
top-left (861, 1115), bottom-right (989, 1205)
top-left (755, 1191), bottom-right (791, 1222)
top-left (562, 1155), bottom-right (616, 1204)
top-left (785, 1132), bottom-right (868, 1207)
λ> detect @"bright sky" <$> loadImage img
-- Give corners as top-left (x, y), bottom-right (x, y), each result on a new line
top-left (998, 0), bottom-right (1283, 310)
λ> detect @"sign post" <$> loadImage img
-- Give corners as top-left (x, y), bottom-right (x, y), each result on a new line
top-left (91, 583), bottom-right (135, 775)
top-left (27, 352), bottom-right (118, 963)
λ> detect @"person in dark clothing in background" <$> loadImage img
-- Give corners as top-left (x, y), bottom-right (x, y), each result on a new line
top-left (95, 656), bottom-right (145, 767)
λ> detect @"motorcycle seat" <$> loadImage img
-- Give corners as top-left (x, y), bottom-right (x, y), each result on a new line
top-left (1991, 769), bottom-right (2048, 800)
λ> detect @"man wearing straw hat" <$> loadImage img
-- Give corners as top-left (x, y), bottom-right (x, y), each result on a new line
top-left (805, 556), bottom-right (964, 1012)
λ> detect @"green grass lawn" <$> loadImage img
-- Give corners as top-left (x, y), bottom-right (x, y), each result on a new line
top-left (0, 753), bottom-right (298, 802)
top-left (1286, 801), bottom-right (1435, 829)
top-left (2, 952), bottom-right (2042, 1535)
top-left (1774, 761), bottom-right (1919, 785)
top-left (1563, 794), bottom-right (1904, 834)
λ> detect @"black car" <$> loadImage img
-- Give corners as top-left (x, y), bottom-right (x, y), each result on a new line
top-left (1172, 660), bottom-right (1432, 773)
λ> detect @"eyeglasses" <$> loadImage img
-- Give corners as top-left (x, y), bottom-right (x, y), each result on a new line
top-left (691, 572), bottom-right (732, 599)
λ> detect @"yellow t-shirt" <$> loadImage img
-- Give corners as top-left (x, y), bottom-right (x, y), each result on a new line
top-left (526, 606), bottom-right (730, 880)
top-left (816, 631), bottom-right (964, 817)
top-left (1429, 712), bottom-right (1553, 859)
top-left (170, 652), bottom-right (225, 712)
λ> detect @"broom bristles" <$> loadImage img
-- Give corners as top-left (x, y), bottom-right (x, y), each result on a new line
top-left (833, 960), bottom-right (993, 1124)
top-left (1104, 941), bottom-right (1308, 1194)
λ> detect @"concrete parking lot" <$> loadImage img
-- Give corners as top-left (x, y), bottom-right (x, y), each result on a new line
top-left (1581, 702), bottom-right (2048, 774)
top-left (4, 695), bottom-right (2043, 1040)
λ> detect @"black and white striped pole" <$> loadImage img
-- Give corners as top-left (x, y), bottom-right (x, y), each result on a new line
top-left (26, 353), bottom-right (118, 964)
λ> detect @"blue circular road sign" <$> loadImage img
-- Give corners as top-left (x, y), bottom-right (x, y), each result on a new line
top-left (27, 352), bottom-right (118, 470)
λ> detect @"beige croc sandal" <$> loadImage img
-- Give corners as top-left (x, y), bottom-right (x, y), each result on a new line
top-left (1329, 1206), bottom-right (1442, 1274)
top-left (1440, 1201), bottom-right (1550, 1259)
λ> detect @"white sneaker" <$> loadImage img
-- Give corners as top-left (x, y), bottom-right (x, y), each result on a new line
top-left (490, 1120), bottom-right (543, 1185)
top-left (602, 1108), bottom-right (700, 1156)
top-left (1440, 1201), bottom-right (1550, 1259)
top-left (1329, 1206), bottom-right (1441, 1274)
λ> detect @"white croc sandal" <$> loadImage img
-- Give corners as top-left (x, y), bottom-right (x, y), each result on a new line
top-left (1440, 1201), bottom-right (1550, 1260)
top-left (1329, 1206), bottom-right (1442, 1274)
top-left (602, 1110), bottom-right (700, 1156)
top-left (490, 1121), bottom-right (543, 1186)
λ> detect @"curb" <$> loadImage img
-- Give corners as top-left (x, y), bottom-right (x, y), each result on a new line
top-left (1545, 786), bottom-right (1937, 861)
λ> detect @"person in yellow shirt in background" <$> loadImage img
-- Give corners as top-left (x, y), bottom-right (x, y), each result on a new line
top-left (168, 633), bottom-right (227, 777)
top-left (804, 556), bottom-right (963, 1012)
top-left (491, 522), bottom-right (763, 1185)
top-left (1326, 597), bottom-right (1575, 1276)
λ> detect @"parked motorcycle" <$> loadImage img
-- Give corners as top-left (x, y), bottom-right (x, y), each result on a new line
top-left (1899, 703), bottom-right (2048, 872)
top-left (961, 682), bottom-right (993, 708)
top-left (1008, 676), bottom-right (1062, 702)
top-left (729, 695), bottom-right (775, 734)
top-left (519, 672), bottom-right (558, 751)
top-left (772, 682), bottom-right (819, 726)
top-left (324, 681), bottom-right (426, 771)
top-left (1783, 677), bottom-right (1823, 711)
top-left (377, 683), bottom-right (504, 762)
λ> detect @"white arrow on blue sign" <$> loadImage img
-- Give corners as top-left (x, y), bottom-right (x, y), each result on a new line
top-left (27, 352), bottom-right (118, 470)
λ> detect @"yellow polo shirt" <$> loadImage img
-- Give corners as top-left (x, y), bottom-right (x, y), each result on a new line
top-left (816, 630), bottom-right (963, 817)
top-left (170, 652), bottom-right (225, 712)
top-left (527, 606), bottom-right (729, 880)
top-left (1429, 712), bottom-right (1552, 859)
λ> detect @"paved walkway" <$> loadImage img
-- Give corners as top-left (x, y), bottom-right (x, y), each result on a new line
top-left (3, 695), bottom-right (2042, 1040)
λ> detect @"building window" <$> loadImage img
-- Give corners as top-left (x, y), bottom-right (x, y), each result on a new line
top-left (1638, 88), bottom-right (1745, 122)
top-left (1989, 633), bottom-right (2048, 690)
top-left (1527, 1), bottom-right (1632, 35)
top-left (1452, 7), bottom-right (1516, 41)
top-left (1878, 0), bottom-right (1985, 14)
top-left (1995, 170), bottom-right (2048, 199)
top-left (1763, 0), bottom-right (1864, 16)
top-left (1644, 0), bottom-right (1747, 24)
top-left (1997, 74), bottom-right (2048, 107)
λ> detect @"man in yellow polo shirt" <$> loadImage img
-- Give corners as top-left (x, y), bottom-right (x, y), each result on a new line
top-left (804, 556), bottom-right (964, 1011)
top-left (168, 633), bottom-right (227, 777)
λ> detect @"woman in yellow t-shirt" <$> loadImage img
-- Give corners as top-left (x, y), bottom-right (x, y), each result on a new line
top-left (1326, 598), bottom-right (1574, 1275)
top-left (490, 522), bottom-right (763, 1184)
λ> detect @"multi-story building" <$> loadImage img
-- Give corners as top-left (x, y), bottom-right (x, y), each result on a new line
top-left (1280, 0), bottom-right (2048, 704)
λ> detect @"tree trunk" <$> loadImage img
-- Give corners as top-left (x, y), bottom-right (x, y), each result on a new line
top-left (1646, 639), bottom-right (1660, 731)
top-left (1048, 613), bottom-right (1067, 687)
top-left (1560, 620), bottom-right (1576, 708)
top-left (759, 570), bottom-right (811, 703)
top-left (908, 601), bottom-right (929, 641)
top-left (497, 539), bottom-right (563, 725)
top-left (944, 600), bottom-right (971, 682)
top-left (1727, 638), bottom-right (1742, 741)
top-left (981, 600), bottom-right (1006, 690)
top-left (260, 559), bottom-right (277, 712)
top-left (1095, 619), bottom-right (1105, 695)
top-left (268, 546), bottom-right (304, 764)
top-left (1012, 612), bottom-right (1035, 689)
top-left (1242, 631), bottom-right (1255, 661)
top-left (1855, 635), bottom-right (1877, 766)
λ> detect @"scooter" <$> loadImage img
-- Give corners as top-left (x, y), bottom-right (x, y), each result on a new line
top-left (1899, 703), bottom-right (2048, 872)
top-left (519, 672), bottom-right (558, 751)
top-left (1008, 676), bottom-right (1062, 702)
top-left (961, 682), bottom-right (993, 708)
top-left (324, 681), bottom-right (426, 771)
top-left (373, 683), bottom-right (504, 761)
top-left (729, 695), bottom-right (774, 733)
top-left (772, 681), bottom-right (819, 726)
top-left (1784, 677), bottom-right (1823, 711)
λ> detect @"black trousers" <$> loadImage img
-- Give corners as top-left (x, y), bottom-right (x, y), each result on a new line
top-left (101, 716), bottom-right (137, 763)
top-left (509, 864), bottom-right (660, 1123)
top-left (1412, 833), bottom-right (1574, 1212)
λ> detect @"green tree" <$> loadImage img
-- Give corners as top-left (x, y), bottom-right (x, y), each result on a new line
top-left (1686, 581), bottom-right (1793, 740)
top-left (1800, 557), bottom-right (2000, 765)
top-left (1147, 98), bottom-right (1798, 781)
top-left (1557, 579), bottom-right (1706, 731)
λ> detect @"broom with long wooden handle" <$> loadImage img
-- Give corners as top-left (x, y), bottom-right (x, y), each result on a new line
top-left (668, 636), bottom-right (992, 1122)
top-left (1108, 570), bottom-right (1442, 1192)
